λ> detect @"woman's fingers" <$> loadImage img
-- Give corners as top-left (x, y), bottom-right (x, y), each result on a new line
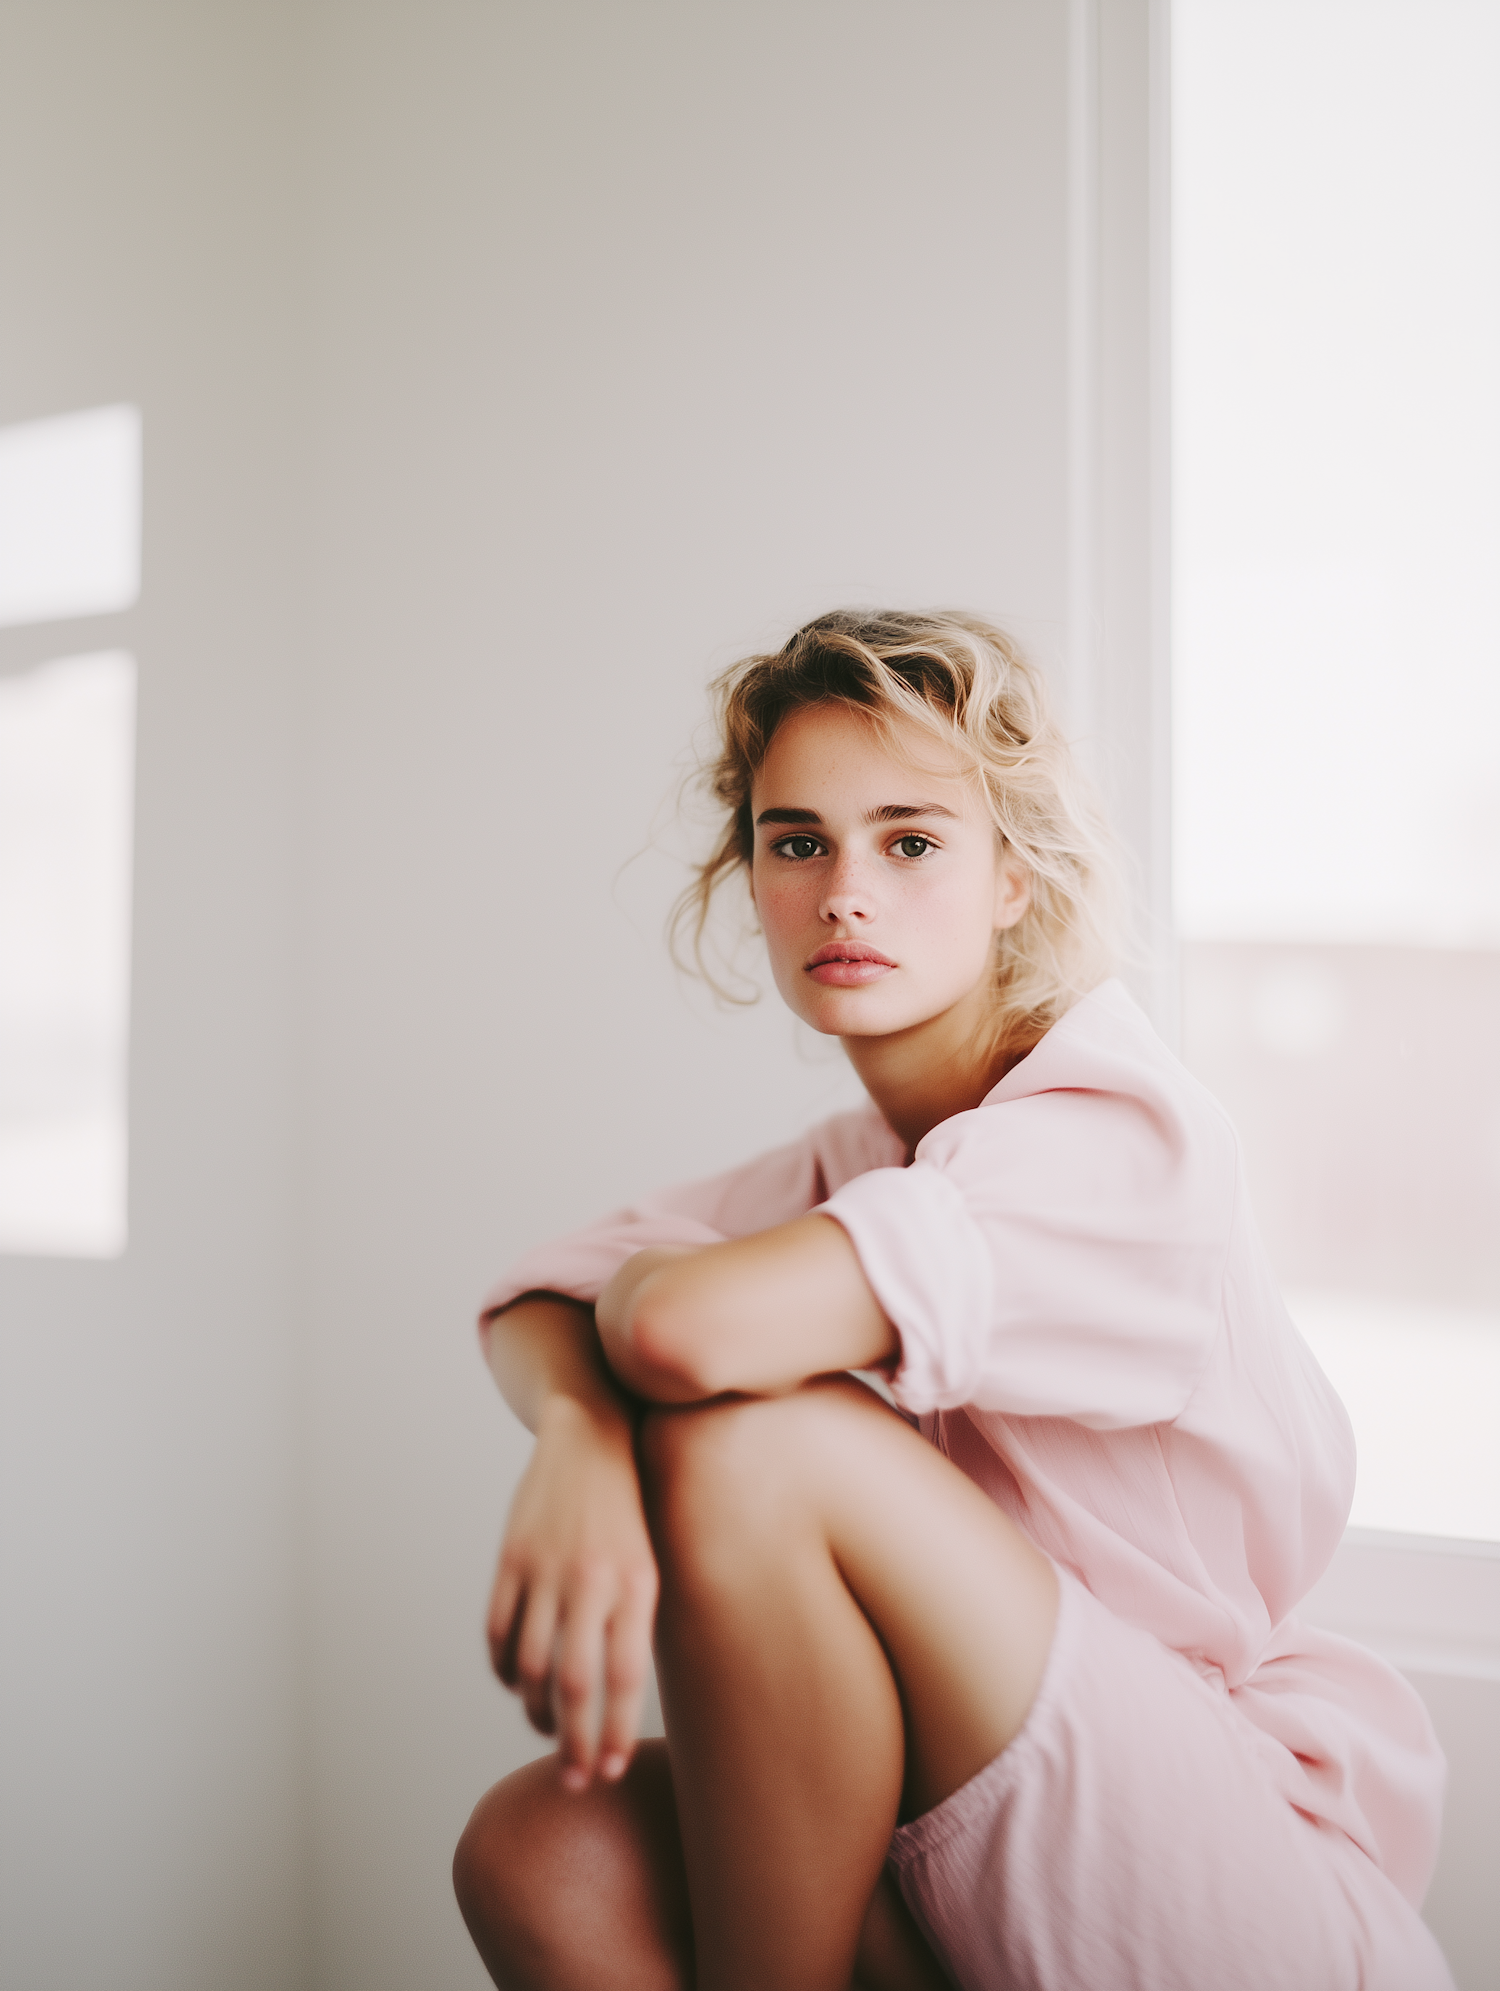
top-left (484, 1408), bottom-right (661, 1779)
top-left (487, 1560), bottom-right (524, 1680)
top-left (492, 1568), bottom-right (562, 1734)
top-left (497, 1559), bottom-right (659, 1784)
top-left (551, 1565), bottom-right (616, 1787)
top-left (510, 1578), bottom-right (562, 1735)
top-left (596, 1569), bottom-right (659, 1780)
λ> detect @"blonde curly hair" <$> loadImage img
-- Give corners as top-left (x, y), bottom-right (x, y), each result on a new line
top-left (671, 608), bottom-right (1130, 1056)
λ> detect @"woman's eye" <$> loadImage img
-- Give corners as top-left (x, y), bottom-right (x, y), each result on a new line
top-left (777, 835), bottom-right (823, 860)
top-left (894, 834), bottom-right (932, 858)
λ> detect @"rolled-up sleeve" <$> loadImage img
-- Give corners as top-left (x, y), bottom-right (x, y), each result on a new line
top-left (823, 1078), bottom-right (1238, 1428)
top-left (821, 1163), bottom-right (994, 1411)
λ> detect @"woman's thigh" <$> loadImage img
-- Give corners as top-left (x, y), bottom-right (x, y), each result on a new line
top-left (639, 1377), bottom-right (1058, 1822)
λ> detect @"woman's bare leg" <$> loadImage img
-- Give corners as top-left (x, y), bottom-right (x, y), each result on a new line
top-left (455, 1377), bottom-right (1051, 1990)
top-left (639, 1377), bottom-right (1057, 1991)
top-left (454, 1740), bottom-right (949, 1991)
top-left (454, 1743), bottom-right (690, 1991)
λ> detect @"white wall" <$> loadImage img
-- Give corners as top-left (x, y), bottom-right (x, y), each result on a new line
top-left (0, 7), bottom-right (308, 1989)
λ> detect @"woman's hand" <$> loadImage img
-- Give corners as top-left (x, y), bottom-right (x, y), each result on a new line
top-left (487, 1392), bottom-right (659, 1790)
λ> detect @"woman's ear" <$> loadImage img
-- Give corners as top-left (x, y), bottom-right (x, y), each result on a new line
top-left (993, 855), bottom-right (1031, 933)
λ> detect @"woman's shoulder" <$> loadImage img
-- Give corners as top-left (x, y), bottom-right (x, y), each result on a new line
top-left (990, 978), bottom-right (1204, 1097)
top-left (984, 979), bottom-right (1237, 1146)
top-left (914, 978), bottom-right (1242, 1229)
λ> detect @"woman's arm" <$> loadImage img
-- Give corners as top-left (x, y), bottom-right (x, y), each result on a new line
top-left (483, 1218), bottom-right (891, 1782)
top-left (596, 1214), bottom-right (898, 1402)
top-left (484, 1290), bottom-right (634, 1434)
top-left (483, 1296), bottom-right (659, 1789)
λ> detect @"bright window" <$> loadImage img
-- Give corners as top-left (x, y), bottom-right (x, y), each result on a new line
top-left (1173, 1), bottom-right (1500, 1541)
top-left (0, 407), bottom-right (141, 1257)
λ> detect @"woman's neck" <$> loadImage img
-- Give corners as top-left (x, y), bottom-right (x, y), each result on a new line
top-left (841, 987), bottom-right (1030, 1156)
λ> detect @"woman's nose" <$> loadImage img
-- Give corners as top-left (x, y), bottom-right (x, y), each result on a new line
top-left (820, 854), bottom-right (874, 924)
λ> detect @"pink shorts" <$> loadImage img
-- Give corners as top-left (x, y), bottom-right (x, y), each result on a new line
top-left (887, 1568), bottom-right (1454, 1991)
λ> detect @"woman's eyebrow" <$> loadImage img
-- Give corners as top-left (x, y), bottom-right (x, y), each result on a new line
top-left (867, 803), bottom-right (959, 823)
top-left (754, 803), bottom-right (960, 827)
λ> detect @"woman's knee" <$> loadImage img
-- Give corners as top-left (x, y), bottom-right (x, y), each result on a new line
top-left (638, 1394), bottom-right (759, 1517)
top-left (453, 1761), bottom-right (561, 1969)
top-left (455, 1746), bottom-right (688, 1989)
top-left (637, 1378), bottom-right (886, 1574)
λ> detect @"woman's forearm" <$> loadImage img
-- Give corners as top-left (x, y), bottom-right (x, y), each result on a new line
top-left (483, 1292), bottom-right (637, 1437)
top-left (597, 1223), bottom-right (897, 1402)
top-left (594, 1248), bottom-right (712, 1402)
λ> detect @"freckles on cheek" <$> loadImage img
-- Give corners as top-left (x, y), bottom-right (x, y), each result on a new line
top-left (757, 879), bottom-right (806, 950)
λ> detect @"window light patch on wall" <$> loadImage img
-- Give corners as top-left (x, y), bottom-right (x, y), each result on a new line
top-left (0, 652), bottom-right (136, 1256)
top-left (0, 404), bottom-right (142, 629)
top-left (0, 401), bottom-right (141, 1257)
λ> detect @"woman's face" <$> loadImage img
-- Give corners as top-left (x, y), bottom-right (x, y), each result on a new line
top-left (748, 702), bottom-right (1029, 1041)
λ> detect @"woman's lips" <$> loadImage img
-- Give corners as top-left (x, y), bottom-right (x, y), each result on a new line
top-left (805, 943), bottom-right (895, 987)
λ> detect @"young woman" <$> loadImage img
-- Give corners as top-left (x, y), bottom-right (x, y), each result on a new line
top-left (453, 612), bottom-right (1453, 1991)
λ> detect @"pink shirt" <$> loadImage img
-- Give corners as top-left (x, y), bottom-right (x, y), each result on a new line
top-left (482, 979), bottom-right (1444, 1906)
